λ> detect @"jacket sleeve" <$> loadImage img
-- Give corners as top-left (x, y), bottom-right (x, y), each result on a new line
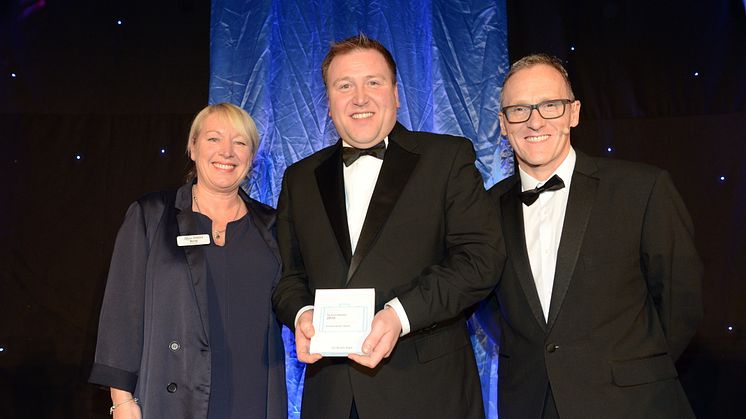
top-left (271, 172), bottom-right (315, 330)
top-left (640, 170), bottom-right (703, 360)
top-left (89, 200), bottom-right (149, 392)
top-left (396, 139), bottom-right (505, 331)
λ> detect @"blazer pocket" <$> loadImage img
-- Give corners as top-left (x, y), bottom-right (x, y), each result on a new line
top-left (414, 322), bottom-right (469, 363)
top-left (610, 353), bottom-right (678, 387)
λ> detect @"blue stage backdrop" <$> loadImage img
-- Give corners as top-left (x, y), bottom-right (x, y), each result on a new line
top-left (210, 1), bottom-right (510, 417)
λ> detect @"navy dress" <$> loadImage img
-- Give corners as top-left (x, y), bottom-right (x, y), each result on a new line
top-left (196, 210), bottom-right (279, 419)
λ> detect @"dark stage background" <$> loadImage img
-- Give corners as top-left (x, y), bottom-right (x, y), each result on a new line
top-left (1, 0), bottom-right (744, 418)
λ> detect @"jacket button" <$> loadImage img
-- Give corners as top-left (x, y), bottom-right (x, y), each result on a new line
top-left (546, 343), bottom-right (559, 353)
top-left (167, 382), bottom-right (178, 393)
top-left (169, 341), bottom-right (180, 351)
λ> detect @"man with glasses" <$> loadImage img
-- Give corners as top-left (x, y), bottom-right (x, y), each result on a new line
top-left (480, 54), bottom-right (702, 418)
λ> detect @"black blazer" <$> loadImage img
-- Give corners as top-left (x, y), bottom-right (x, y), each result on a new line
top-left (481, 150), bottom-right (703, 419)
top-left (272, 123), bottom-right (503, 419)
top-left (90, 182), bottom-right (287, 419)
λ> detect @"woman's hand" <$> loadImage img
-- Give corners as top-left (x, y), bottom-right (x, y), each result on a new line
top-left (110, 388), bottom-right (142, 419)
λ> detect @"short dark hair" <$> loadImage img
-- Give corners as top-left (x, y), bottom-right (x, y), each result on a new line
top-left (321, 33), bottom-right (397, 87)
top-left (501, 54), bottom-right (575, 106)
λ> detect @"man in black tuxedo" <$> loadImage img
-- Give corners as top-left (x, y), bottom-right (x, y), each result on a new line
top-left (482, 54), bottom-right (703, 418)
top-left (272, 35), bottom-right (502, 419)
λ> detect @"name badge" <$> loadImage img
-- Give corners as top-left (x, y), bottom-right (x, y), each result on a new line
top-left (177, 234), bottom-right (211, 246)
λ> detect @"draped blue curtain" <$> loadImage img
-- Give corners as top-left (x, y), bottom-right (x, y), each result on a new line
top-left (210, 1), bottom-right (510, 417)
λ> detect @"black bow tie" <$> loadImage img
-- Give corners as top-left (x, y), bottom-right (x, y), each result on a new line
top-left (342, 141), bottom-right (386, 166)
top-left (519, 174), bottom-right (565, 206)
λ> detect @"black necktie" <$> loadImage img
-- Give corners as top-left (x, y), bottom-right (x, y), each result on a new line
top-left (342, 141), bottom-right (386, 166)
top-left (519, 174), bottom-right (565, 206)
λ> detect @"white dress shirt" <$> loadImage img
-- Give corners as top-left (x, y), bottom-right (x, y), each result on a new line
top-left (343, 140), bottom-right (385, 254)
top-left (519, 147), bottom-right (576, 320)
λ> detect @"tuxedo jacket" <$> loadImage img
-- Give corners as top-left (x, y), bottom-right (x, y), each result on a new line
top-left (482, 150), bottom-right (703, 419)
top-left (272, 123), bottom-right (503, 419)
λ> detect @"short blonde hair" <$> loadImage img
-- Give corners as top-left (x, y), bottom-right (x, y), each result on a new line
top-left (185, 103), bottom-right (260, 181)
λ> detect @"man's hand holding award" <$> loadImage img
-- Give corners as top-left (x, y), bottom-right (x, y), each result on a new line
top-left (296, 288), bottom-right (402, 368)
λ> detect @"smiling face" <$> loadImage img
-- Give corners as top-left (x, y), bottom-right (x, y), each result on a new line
top-left (326, 48), bottom-right (400, 148)
top-left (499, 64), bottom-right (581, 180)
top-left (189, 112), bottom-right (252, 194)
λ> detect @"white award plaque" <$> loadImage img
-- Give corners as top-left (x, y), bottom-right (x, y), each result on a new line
top-left (309, 288), bottom-right (375, 356)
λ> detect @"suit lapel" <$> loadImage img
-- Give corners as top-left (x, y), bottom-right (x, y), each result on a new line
top-left (175, 183), bottom-right (210, 339)
top-left (501, 178), bottom-right (548, 331)
top-left (315, 143), bottom-right (353, 265)
top-left (347, 124), bottom-right (420, 282)
top-left (244, 193), bottom-right (281, 285)
top-left (546, 153), bottom-right (598, 328)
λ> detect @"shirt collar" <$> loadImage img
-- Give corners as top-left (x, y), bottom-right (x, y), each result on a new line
top-left (519, 147), bottom-right (577, 191)
top-left (342, 136), bottom-right (389, 148)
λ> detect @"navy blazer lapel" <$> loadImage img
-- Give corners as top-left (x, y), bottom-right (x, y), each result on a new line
top-left (315, 142), bottom-right (353, 265)
top-left (243, 193), bottom-right (281, 284)
top-left (501, 178), bottom-right (548, 331)
top-left (347, 124), bottom-right (420, 282)
top-left (174, 183), bottom-right (210, 339)
top-left (546, 153), bottom-right (598, 328)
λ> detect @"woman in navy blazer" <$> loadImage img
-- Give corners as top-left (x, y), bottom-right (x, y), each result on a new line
top-left (90, 103), bottom-right (286, 419)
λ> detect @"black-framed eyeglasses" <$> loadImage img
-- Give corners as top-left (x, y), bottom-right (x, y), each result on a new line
top-left (502, 99), bottom-right (574, 123)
